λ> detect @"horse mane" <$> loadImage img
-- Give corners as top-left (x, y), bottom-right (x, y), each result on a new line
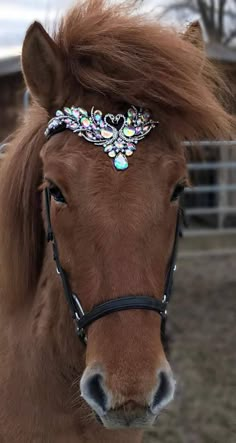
top-left (56, 0), bottom-right (234, 140)
top-left (0, 0), bottom-right (234, 306)
top-left (0, 106), bottom-right (48, 306)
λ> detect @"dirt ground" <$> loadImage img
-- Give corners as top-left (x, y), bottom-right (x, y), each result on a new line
top-left (144, 254), bottom-right (236, 443)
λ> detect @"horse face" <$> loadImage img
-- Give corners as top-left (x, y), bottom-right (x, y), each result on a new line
top-left (20, 12), bottom-right (216, 431)
top-left (41, 132), bottom-right (187, 428)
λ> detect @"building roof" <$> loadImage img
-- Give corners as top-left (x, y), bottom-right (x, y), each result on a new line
top-left (207, 43), bottom-right (236, 62)
top-left (0, 53), bottom-right (21, 76)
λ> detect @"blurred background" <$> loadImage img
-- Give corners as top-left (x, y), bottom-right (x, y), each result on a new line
top-left (0, 1), bottom-right (235, 442)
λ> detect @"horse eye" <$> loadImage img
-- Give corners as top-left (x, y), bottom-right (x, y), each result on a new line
top-left (171, 183), bottom-right (185, 202)
top-left (49, 184), bottom-right (66, 203)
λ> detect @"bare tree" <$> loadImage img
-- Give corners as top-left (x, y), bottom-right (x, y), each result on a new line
top-left (162, 0), bottom-right (236, 46)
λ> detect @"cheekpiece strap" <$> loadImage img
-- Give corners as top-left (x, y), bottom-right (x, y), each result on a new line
top-left (44, 188), bottom-right (181, 346)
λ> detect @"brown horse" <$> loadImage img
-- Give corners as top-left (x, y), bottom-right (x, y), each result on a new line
top-left (0, 1), bottom-right (234, 442)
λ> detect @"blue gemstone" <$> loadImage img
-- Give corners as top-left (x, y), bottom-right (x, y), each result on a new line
top-left (114, 153), bottom-right (128, 170)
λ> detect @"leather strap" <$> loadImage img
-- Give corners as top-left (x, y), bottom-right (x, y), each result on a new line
top-left (45, 188), bottom-right (180, 345)
top-left (45, 188), bottom-right (79, 318)
top-left (77, 295), bottom-right (167, 330)
top-left (163, 210), bottom-right (180, 304)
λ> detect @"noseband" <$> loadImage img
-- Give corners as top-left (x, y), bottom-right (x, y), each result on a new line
top-left (45, 188), bottom-right (181, 345)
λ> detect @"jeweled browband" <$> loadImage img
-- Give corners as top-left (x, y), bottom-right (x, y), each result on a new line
top-left (45, 106), bottom-right (158, 170)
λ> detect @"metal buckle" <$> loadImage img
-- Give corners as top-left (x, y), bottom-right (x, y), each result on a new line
top-left (74, 312), bottom-right (87, 344)
top-left (162, 294), bottom-right (168, 317)
top-left (73, 294), bottom-right (85, 318)
top-left (73, 295), bottom-right (87, 344)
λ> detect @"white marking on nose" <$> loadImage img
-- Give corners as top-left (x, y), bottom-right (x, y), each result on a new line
top-left (149, 369), bottom-right (176, 414)
top-left (80, 367), bottom-right (111, 417)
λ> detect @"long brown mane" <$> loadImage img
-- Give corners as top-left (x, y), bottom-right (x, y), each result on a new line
top-left (56, 0), bottom-right (233, 139)
top-left (0, 0), bottom-right (234, 308)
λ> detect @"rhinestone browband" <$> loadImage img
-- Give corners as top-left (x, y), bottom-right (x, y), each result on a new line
top-left (45, 105), bottom-right (158, 170)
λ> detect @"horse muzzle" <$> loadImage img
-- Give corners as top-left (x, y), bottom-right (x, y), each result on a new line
top-left (80, 365), bottom-right (176, 429)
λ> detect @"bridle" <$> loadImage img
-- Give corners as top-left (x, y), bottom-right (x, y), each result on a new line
top-left (45, 187), bottom-right (182, 345)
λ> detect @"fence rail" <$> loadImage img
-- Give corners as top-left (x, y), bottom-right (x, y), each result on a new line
top-left (181, 140), bottom-right (236, 257)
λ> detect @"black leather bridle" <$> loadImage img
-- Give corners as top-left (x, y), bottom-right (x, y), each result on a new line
top-left (45, 187), bottom-right (181, 345)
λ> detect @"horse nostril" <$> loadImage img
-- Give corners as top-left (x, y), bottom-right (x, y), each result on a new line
top-left (81, 372), bottom-right (108, 415)
top-left (150, 371), bottom-right (175, 413)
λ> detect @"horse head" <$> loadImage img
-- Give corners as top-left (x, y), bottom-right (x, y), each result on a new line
top-left (0, 0), bottom-right (233, 434)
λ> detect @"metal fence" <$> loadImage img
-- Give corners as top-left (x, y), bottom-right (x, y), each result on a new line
top-left (181, 140), bottom-right (236, 257)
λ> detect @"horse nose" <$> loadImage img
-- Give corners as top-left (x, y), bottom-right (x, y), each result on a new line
top-left (80, 366), bottom-right (175, 417)
top-left (149, 370), bottom-right (176, 414)
top-left (80, 369), bottom-right (109, 416)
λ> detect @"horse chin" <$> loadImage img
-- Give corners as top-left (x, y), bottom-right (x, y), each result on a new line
top-left (95, 409), bottom-right (157, 430)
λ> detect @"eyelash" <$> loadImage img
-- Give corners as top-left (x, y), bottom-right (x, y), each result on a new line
top-left (48, 183), bottom-right (66, 204)
top-left (171, 183), bottom-right (185, 202)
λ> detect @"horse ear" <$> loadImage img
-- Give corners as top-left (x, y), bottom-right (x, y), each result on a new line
top-left (183, 21), bottom-right (205, 51)
top-left (22, 22), bottom-right (64, 109)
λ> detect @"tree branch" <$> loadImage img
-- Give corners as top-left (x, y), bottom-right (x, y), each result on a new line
top-left (197, 0), bottom-right (211, 27)
top-left (210, 0), bottom-right (215, 24)
top-left (159, 0), bottom-right (236, 44)
top-left (218, 0), bottom-right (227, 41)
top-left (159, 1), bottom-right (199, 19)
top-left (223, 30), bottom-right (236, 46)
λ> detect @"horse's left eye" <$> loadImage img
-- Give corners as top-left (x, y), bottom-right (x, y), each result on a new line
top-left (171, 183), bottom-right (185, 202)
top-left (49, 185), bottom-right (66, 203)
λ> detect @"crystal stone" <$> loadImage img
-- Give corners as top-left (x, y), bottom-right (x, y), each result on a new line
top-left (104, 145), bottom-right (113, 152)
top-left (72, 109), bottom-right (80, 119)
top-left (81, 117), bottom-right (90, 128)
top-left (86, 131), bottom-right (94, 139)
top-left (64, 107), bottom-right (72, 115)
top-left (108, 150), bottom-right (116, 158)
top-left (70, 123), bottom-right (78, 129)
top-left (56, 110), bottom-right (64, 117)
top-left (114, 153), bottom-right (128, 170)
top-left (94, 110), bottom-right (102, 121)
top-left (115, 141), bottom-right (124, 149)
top-left (101, 127), bottom-right (113, 139)
top-left (125, 149), bottom-right (134, 157)
top-left (127, 108), bottom-right (136, 119)
top-left (143, 110), bottom-right (150, 121)
top-left (127, 142), bottom-right (136, 150)
top-left (78, 107), bottom-right (88, 116)
top-left (123, 126), bottom-right (136, 137)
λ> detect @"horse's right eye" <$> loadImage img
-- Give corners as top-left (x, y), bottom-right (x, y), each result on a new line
top-left (49, 185), bottom-right (66, 204)
top-left (170, 183), bottom-right (185, 202)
